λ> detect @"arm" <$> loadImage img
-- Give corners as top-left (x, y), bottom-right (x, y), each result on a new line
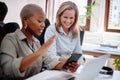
top-left (59, 57), bottom-right (68, 63)
top-left (0, 35), bottom-right (22, 77)
top-left (45, 25), bottom-right (60, 61)
top-left (1, 34), bottom-right (55, 75)
top-left (19, 35), bottom-right (55, 72)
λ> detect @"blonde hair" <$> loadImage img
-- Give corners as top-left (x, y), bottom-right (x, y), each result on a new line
top-left (55, 1), bottom-right (79, 38)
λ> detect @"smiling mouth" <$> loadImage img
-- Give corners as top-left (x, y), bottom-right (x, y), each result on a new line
top-left (40, 29), bottom-right (43, 33)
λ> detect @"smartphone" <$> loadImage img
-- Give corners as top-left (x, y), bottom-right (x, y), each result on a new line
top-left (62, 53), bottom-right (82, 70)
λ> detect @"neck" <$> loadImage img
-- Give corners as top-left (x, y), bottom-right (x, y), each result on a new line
top-left (21, 28), bottom-right (33, 41)
top-left (63, 27), bottom-right (70, 35)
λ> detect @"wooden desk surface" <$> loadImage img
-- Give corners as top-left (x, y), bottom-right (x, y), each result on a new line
top-left (82, 43), bottom-right (120, 59)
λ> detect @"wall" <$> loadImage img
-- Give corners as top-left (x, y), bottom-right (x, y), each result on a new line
top-left (1, 0), bottom-right (120, 45)
top-left (0, 0), bottom-right (46, 28)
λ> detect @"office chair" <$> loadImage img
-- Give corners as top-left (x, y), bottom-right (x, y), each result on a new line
top-left (3, 22), bottom-right (20, 35)
top-left (0, 26), bottom-right (5, 45)
top-left (35, 18), bottom-right (50, 45)
top-left (80, 30), bottom-right (84, 45)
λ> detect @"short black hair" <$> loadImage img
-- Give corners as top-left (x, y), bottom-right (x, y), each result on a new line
top-left (0, 1), bottom-right (8, 21)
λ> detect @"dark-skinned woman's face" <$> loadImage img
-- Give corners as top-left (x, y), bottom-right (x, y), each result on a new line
top-left (25, 10), bottom-right (45, 36)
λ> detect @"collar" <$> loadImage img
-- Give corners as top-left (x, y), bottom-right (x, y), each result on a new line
top-left (59, 26), bottom-right (72, 36)
top-left (14, 29), bottom-right (39, 42)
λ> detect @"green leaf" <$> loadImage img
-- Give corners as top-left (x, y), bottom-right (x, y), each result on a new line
top-left (113, 59), bottom-right (120, 70)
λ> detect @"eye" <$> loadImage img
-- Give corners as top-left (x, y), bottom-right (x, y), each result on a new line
top-left (38, 20), bottom-right (42, 23)
top-left (64, 16), bottom-right (68, 19)
top-left (70, 17), bottom-right (74, 19)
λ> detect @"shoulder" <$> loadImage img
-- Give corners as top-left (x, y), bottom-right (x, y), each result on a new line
top-left (46, 24), bottom-right (57, 33)
top-left (45, 24), bottom-right (57, 40)
top-left (3, 33), bottom-right (17, 43)
top-left (47, 24), bottom-right (56, 31)
top-left (0, 33), bottom-right (17, 50)
top-left (3, 29), bottom-right (22, 42)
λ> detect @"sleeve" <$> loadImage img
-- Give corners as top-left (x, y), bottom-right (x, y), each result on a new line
top-left (0, 35), bottom-right (25, 78)
top-left (42, 55), bottom-right (60, 69)
top-left (44, 25), bottom-right (60, 61)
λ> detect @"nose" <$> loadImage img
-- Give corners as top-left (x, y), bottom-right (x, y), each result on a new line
top-left (66, 18), bottom-right (71, 23)
top-left (41, 22), bottom-right (45, 28)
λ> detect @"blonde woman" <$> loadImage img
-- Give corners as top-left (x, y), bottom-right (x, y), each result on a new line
top-left (45, 1), bottom-right (84, 64)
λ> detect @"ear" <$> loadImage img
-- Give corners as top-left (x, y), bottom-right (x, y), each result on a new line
top-left (23, 17), bottom-right (28, 25)
top-left (22, 17), bottom-right (28, 27)
top-left (23, 17), bottom-right (27, 21)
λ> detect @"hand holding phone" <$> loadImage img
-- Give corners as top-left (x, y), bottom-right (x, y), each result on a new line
top-left (62, 53), bottom-right (81, 71)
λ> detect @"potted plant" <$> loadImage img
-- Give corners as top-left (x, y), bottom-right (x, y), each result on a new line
top-left (113, 59), bottom-right (120, 70)
top-left (77, 1), bottom-right (98, 45)
top-left (112, 59), bottom-right (120, 80)
top-left (77, 1), bottom-right (97, 30)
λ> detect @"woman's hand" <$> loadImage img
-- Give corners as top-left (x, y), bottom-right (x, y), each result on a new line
top-left (20, 35), bottom-right (55, 72)
top-left (38, 35), bottom-right (55, 56)
top-left (54, 60), bottom-right (80, 72)
top-left (66, 62), bottom-right (80, 72)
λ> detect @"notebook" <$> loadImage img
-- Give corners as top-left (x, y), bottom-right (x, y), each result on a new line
top-left (74, 54), bottom-right (110, 80)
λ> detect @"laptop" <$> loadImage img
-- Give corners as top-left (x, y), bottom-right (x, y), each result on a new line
top-left (74, 54), bottom-right (110, 80)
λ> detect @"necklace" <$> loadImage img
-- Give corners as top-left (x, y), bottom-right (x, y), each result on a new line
top-left (27, 40), bottom-right (35, 52)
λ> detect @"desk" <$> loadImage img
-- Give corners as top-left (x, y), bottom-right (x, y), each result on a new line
top-left (26, 70), bottom-right (113, 80)
top-left (82, 43), bottom-right (120, 59)
top-left (26, 56), bottom-right (116, 80)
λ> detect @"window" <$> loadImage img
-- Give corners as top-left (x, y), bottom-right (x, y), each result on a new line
top-left (104, 0), bottom-right (120, 33)
top-left (46, 0), bottom-right (91, 30)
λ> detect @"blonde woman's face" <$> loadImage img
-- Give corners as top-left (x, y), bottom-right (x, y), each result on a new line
top-left (60, 9), bottom-right (75, 30)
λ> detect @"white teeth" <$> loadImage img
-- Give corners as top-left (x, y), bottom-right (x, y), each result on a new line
top-left (40, 30), bottom-right (43, 33)
top-left (65, 24), bottom-right (70, 26)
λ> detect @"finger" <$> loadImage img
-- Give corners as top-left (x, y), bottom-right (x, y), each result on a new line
top-left (42, 35), bottom-right (55, 48)
top-left (67, 63), bottom-right (79, 72)
top-left (38, 35), bottom-right (55, 55)
top-left (66, 65), bottom-right (78, 72)
top-left (45, 35), bottom-right (55, 46)
top-left (67, 67), bottom-right (76, 72)
top-left (68, 62), bottom-right (79, 68)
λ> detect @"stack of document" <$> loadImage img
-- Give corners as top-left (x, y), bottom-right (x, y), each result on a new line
top-left (95, 46), bottom-right (120, 53)
top-left (26, 70), bottom-right (74, 80)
